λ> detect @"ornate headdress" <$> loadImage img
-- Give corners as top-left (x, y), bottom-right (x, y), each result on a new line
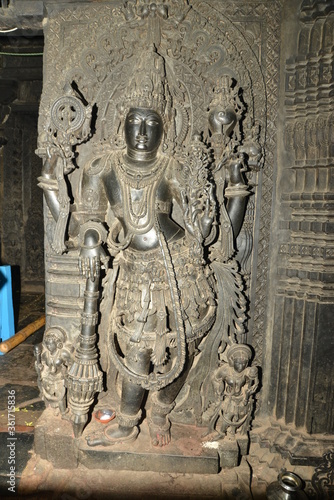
top-left (44, 327), bottom-right (67, 349)
top-left (226, 343), bottom-right (252, 363)
top-left (122, 45), bottom-right (172, 118)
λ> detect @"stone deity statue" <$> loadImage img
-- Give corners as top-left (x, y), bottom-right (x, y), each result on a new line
top-left (37, 48), bottom-right (254, 448)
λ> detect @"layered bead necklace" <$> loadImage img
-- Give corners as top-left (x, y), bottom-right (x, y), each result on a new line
top-left (114, 151), bottom-right (169, 234)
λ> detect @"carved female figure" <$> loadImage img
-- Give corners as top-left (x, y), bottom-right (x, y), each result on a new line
top-left (207, 344), bottom-right (259, 439)
top-left (34, 328), bottom-right (72, 416)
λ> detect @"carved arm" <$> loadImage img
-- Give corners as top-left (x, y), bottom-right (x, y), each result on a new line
top-left (37, 148), bottom-right (62, 221)
top-left (225, 155), bottom-right (250, 239)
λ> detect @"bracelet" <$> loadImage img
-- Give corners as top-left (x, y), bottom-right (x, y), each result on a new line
top-left (37, 176), bottom-right (58, 190)
top-left (224, 184), bottom-right (250, 199)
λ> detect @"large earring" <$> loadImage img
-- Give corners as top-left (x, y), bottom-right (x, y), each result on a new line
top-left (113, 117), bottom-right (126, 149)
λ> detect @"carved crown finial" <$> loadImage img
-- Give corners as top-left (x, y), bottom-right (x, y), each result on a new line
top-left (211, 75), bottom-right (234, 108)
top-left (122, 46), bottom-right (171, 117)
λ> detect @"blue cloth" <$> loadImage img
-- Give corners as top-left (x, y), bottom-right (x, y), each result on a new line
top-left (0, 266), bottom-right (15, 354)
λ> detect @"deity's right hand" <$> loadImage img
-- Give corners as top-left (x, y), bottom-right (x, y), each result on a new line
top-left (181, 190), bottom-right (200, 238)
top-left (78, 225), bottom-right (109, 282)
top-left (228, 155), bottom-right (246, 185)
top-left (79, 244), bottom-right (109, 282)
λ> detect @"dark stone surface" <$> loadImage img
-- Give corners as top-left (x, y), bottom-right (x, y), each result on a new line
top-left (218, 439), bottom-right (239, 469)
top-left (22, 326), bottom-right (44, 345)
top-left (0, 384), bottom-right (40, 410)
top-left (35, 408), bottom-right (79, 469)
top-left (0, 35), bottom-right (44, 292)
top-left (0, 346), bottom-right (38, 384)
top-left (251, 419), bottom-right (334, 467)
top-left (264, 0), bottom-right (334, 444)
top-left (0, 297), bottom-right (45, 483)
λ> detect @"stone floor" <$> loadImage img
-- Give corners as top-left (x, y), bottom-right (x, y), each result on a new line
top-left (0, 293), bottom-right (324, 499)
top-left (0, 293), bottom-right (45, 498)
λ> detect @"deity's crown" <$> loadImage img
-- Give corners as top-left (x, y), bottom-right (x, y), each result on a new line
top-left (123, 46), bottom-right (171, 117)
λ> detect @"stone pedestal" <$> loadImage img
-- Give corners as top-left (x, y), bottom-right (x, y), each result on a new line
top-left (35, 408), bottom-right (226, 474)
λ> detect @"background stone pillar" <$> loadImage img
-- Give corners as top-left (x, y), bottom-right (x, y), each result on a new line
top-left (261, 0), bottom-right (334, 457)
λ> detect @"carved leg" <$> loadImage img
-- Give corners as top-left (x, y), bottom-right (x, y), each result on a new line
top-left (148, 392), bottom-right (175, 447)
top-left (219, 410), bottom-right (235, 437)
top-left (59, 395), bottom-right (69, 418)
top-left (86, 346), bottom-right (150, 447)
top-left (149, 344), bottom-right (196, 447)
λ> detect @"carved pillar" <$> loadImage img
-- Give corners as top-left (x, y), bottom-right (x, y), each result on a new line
top-left (264, 0), bottom-right (334, 449)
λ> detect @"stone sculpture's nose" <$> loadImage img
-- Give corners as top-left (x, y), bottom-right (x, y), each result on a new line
top-left (139, 119), bottom-right (147, 136)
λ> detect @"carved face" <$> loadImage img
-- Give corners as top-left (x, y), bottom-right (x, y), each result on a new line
top-left (233, 358), bottom-right (248, 373)
top-left (45, 337), bottom-right (57, 354)
top-left (124, 107), bottom-right (163, 155)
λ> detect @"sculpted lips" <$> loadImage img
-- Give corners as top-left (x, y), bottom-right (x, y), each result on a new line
top-left (135, 133), bottom-right (148, 149)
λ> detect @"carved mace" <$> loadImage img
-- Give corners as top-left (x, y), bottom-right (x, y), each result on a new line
top-left (67, 273), bottom-right (103, 438)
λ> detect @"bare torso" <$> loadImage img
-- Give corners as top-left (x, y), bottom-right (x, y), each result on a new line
top-left (102, 159), bottom-right (184, 251)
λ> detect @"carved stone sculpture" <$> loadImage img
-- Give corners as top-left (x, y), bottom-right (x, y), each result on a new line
top-left (205, 344), bottom-right (259, 440)
top-left (35, 0), bottom-right (265, 469)
top-left (34, 327), bottom-right (73, 416)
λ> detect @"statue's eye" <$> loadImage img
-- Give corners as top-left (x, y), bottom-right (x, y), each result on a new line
top-left (128, 116), bottom-right (141, 124)
top-left (147, 119), bottom-right (159, 126)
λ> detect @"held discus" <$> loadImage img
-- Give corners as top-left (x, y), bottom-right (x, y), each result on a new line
top-left (51, 95), bottom-right (86, 133)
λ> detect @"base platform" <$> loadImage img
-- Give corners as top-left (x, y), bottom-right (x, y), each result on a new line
top-left (34, 407), bottom-right (245, 473)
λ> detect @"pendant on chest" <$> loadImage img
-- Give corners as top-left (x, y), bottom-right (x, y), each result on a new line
top-left (115, 153), bottom-right (169, 235)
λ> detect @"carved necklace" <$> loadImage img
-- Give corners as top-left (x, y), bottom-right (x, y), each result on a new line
top-left (114, 152), bottom-right (168, 189)
top-left (114, 152), bottom-right (169, 235)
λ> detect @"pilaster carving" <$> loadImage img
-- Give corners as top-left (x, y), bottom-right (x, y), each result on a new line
top-left (269, 2), bottom-right (334, 437)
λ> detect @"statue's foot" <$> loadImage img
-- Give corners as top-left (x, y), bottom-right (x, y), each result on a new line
top-left (86, 424), bottom-right (138, 447)
top-left (148, 415), bottom-right (171, 447)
